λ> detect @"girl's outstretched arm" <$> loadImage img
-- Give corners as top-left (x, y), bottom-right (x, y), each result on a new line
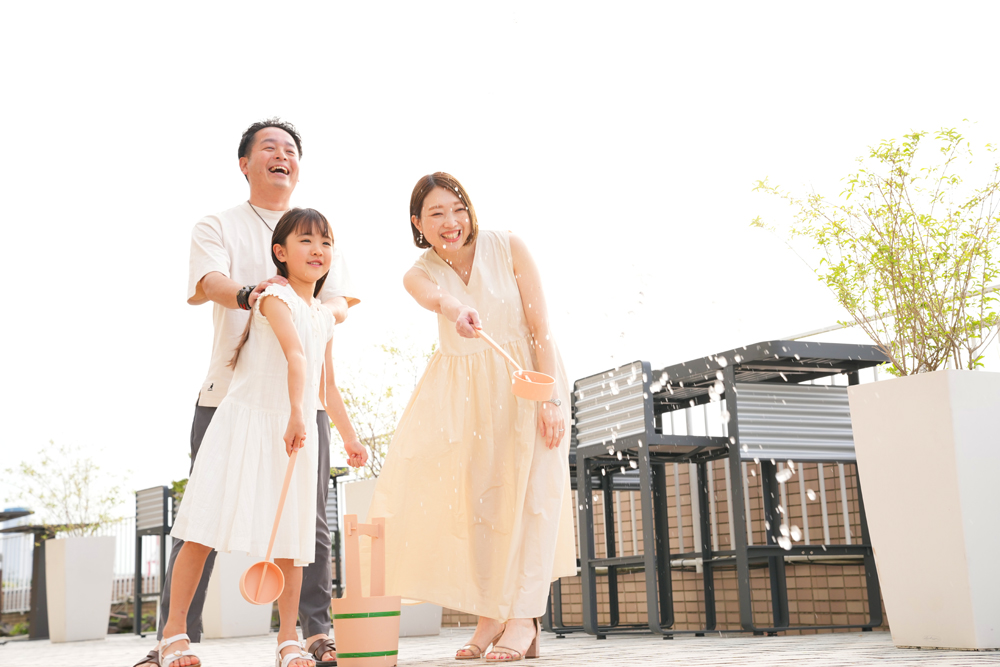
top-left (510, 233), bottom-right (565, 450)
top-left (260, 294), bottom-right (308, 456)
top-left (321, 339), bottom-right (368, 468)
top-left (403, 267), bottom-right (481, 338)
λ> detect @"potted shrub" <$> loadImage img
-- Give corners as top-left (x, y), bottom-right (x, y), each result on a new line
top-left (5, 440), bottom-right (123, 642)
top-left (754, 127), bottom-right (1000, 650)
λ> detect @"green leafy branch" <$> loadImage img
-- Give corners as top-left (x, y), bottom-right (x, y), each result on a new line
top-left (753, 127), bottom-right (1000, 375)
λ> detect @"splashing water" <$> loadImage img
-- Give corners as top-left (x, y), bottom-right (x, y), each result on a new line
top-left (779, 524), bottom-right (790, 537)
top-left (775, 468), bottom-right (793, 483)
top-left (806, 489), bottom-right (817, 501)
top-left (790, 525), bottom-right (802, 541)
top-left (629, 460), bottom-right (638, 469)
top-left (778, 535), bottom-right (792, 550)
top-left (610, 380), bottom-right (620, 395)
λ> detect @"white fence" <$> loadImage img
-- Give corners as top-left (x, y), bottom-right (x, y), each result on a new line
top-left (1, 516), bottom-right (164, 615)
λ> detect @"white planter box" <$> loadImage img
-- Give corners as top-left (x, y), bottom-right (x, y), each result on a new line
top-left (45, 535), bottom-right (115, 643)
top-left (342, 478), bottom-right (378, 523)
top-left (203, 551), bottom-right (272, 638)
top-left (848, 370), bottom-right (1000, 650)
top-left (400, 603), bottom-right (442, 637)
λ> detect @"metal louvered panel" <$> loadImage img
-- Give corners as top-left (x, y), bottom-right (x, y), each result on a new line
top-left (574, 361), bottom-right (646, 449)
top-left (735, 383), bottom-right (856, 462)
top-left (136, 486), bottom-right (168, 531)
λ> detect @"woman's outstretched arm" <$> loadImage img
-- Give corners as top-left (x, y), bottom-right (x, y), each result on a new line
top-left (260, 295), bottom-right (308, 456)
top-left (510, 233), bottom-right (565, 449)
top-left (403, 267), bottom-right (481, 338)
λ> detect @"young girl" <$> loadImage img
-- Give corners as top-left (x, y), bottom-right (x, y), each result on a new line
top-left (163, 208), bottom-right (368, 667)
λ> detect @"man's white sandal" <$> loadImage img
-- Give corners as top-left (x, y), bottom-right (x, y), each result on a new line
top-left (276, 640), bottom-right (315, 667)
top-left (159, 633), bottom-right (201, 667)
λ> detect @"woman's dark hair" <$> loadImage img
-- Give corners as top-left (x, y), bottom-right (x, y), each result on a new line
top-left (409, 172), bottom-right (478, 249)
top-left (229, 207), bottom-right (333, 369)
top-left (238, 117), bottom-right (303, 160)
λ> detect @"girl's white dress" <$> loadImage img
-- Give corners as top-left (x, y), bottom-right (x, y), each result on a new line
top-left (172, 284), bottom-right (333, 566)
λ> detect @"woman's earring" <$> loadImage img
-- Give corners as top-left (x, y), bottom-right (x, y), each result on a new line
top-left (418, 232), bottom-right (424, 243)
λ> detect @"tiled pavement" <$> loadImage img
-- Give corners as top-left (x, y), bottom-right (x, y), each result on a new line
top-left (2, 627), bottom-right (999, 666)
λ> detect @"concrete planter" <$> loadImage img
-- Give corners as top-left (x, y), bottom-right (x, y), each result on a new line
top-left (400, 602), bottom-right (443, 637)
top-left (203, 551), bottom-right (272, 638)
top-left (848, 370), bottom-right (1000, 650)
top-left (45, 535), bottom-right (115, 642)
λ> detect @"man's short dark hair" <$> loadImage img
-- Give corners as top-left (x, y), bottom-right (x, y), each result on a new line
top-left (238, 118), bottom-right (303, 160)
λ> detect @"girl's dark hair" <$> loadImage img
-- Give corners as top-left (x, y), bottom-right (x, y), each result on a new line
top-left (409, 172), bottom-right (478, 248)
top-left (229, 208), bottom-right (333, 369)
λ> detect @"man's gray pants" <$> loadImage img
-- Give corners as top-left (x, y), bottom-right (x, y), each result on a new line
top-left (157, 405), bottom-right (334, 641)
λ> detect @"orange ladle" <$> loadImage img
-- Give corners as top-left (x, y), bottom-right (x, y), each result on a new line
top-left (476, 328), bottom-right (555, 401)
top-left (239, 449), bottom-right (298, 605)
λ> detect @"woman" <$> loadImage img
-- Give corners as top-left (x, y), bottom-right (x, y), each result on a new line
top-left (368, 172), bottom-right (576, 661)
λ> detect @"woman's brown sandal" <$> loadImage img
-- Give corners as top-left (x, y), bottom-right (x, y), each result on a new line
top-left (456, 624), bottom-right (506, 660)
top-left (485, 619), bottom-right (540, 662)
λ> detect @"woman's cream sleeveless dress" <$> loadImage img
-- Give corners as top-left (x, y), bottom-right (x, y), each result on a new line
top-left (367, 230), bottom-right (576, 621)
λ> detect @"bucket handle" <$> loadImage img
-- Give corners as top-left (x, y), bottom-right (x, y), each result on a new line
top-left (343, 514), bottom-right (385, 598)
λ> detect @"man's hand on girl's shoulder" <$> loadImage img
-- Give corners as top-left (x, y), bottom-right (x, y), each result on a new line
top-left (248, 275), bottom-right (290, 308)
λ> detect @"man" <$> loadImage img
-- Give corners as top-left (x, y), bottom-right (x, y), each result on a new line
top-left (135, 118), bottom-right (356, 667)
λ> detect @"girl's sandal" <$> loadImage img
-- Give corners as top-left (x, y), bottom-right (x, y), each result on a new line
top-left (456, 625), bottom-right (506, 660)
top-left (485, 619), bottom-right (540, 662)
top-left (158, 633), bottom-right (201, 667)
top-left (276, 640), bottom-right (316, 667)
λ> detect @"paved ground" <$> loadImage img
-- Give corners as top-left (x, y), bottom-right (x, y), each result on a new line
top-left (2, 627), bottom-right (999, 666)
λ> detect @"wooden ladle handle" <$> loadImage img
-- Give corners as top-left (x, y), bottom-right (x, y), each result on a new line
top-left (476, 329), bottom-right (524, 372)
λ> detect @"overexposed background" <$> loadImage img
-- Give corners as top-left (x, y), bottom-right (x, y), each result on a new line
top-left (2, 1), bottom-right (998, 507)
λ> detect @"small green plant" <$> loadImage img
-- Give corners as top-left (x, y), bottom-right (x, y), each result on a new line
top-left (753, 127), bottom-right (1000, 375)
top-left (10, 622), bottom-right (28, 636)
top-left (3, 440), bottom-right (125, 536)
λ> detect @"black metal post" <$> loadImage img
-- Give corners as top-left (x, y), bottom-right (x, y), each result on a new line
top-left (578, 458), bottom-right (601, 636)
top-left (28, 533), bottom-right (49, 640)
top-left (600, 471), bottom-right (620, 629)
top-left (759, 460), bottom-right (789, 630)
top-left (651, 461), bottom-right (674, 633)
top-left (696, 461), bottom-right (717, 632)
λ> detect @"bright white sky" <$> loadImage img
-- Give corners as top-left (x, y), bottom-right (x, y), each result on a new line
top-left (2, 2), bottom-right (999, 514)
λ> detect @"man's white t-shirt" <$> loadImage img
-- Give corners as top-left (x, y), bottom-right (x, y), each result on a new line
top-left (187, 201), bottom-right (358, 407)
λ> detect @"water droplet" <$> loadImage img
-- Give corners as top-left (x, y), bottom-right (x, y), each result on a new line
top-left (721, 409), bottom-right (731, 421)
top-left (778, 535), bottom-right (792, 550)
top-left (734, 354), bottom-right (742, 363)
top-left (741, 444), bottom-right (748, 453)
top-left (750, 469), bottom-right (757, 477)
top-left (718, 355), bottom-right (728, 367)
top-left (616, 451), bottom-right (623, 460)
top-left (780, 524), bottom-right (790, 537)
top-left (806, 489), bottom-right (817, 501)
top-left (776, 468), bottom-right (793, 483)
top-left (601, 468), bottom-right (606, 476)
top-left (754, 457), bottom-right (760, 464)
top-left (764, 520), bottom-right (770, 529)
top-left (610, 380), bottom-right (620, 395)
top-left (629, 460), bottom-right (638, 469)
top-left (790, 525), bottom-right (802, 541)
top-left (620, 465), bottom-right (626, 474)
top-left (787, 460), bottom-right (796, 473)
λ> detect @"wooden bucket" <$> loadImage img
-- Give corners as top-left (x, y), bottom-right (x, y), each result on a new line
top-left (332, 515), bottom-right (402, 666)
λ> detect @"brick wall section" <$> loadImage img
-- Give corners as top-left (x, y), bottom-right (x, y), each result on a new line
top-left (443, 461), bottom-right (888, 634)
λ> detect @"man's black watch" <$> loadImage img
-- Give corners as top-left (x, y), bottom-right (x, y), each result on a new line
top-left (236, 284), bottom-right (257, 311)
